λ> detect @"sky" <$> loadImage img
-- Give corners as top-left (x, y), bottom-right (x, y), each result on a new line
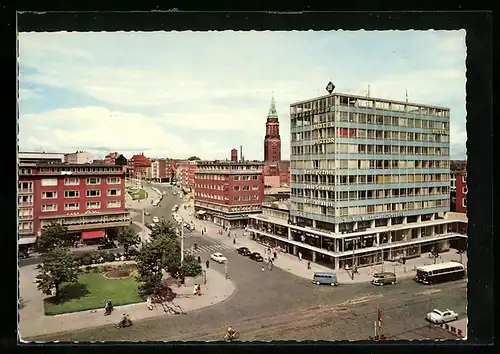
top-left (18, 30), bottom-right (467, 161)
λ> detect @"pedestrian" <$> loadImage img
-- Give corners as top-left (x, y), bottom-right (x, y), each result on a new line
top-left (193, 284), bottom-right (198, 295)
top-left (233, 238), bottom-right (236, 244)
top-left (298, 252), bottom-right (302, 261)
top-left (204, 227), bottom-right (207, 233)
top-left (307, 261), bottom-right (311, 270)
top-left (261, 265), bottom-right (265, 272)
top-left (146, 297), bottom-right (153, 310)
top-left (206, 259), bottom-right (209, 269)
top-left (273, 251), bottom-right (277, 260)
top-left (197, 255), bottom-right (201, 263)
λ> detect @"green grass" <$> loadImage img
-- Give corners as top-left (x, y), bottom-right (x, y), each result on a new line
top-left (43, 272), bottom-right (142, 316)
top-left (127, 189), bottom-right (148, 200)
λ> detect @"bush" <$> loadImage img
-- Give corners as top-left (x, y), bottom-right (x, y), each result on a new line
top-left (103, 252), bottom-right (116, 263)
top-left (128, 248), bottom-right (139, 257)
top-left (76, 252), bottom-right (94, 266)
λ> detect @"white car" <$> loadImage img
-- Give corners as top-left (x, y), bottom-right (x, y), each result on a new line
top-left (210, 252), bottom-right (227, 263)
top-left (152, 216), bottom-right (159, 223)
top-left (426, 309), bottom-right (459, 324)
top-left (189, 211), bottom-right (193, 216)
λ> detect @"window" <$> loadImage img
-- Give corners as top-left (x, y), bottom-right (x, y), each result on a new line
top-left (86, 177), bottom-right (101, 185)
top-left (233, 196), bottom-right (240, 201)
top-left (19, 195), bottom-right (33, 205)
top-left (243, 196), bottom-right (250, 200)
top-left (64, 203), bottom-right (80, 211)
top-left (86, 190), bottom-right (101, 197)
top-left (41, 178), bottom-right (58, 186)
top-left (64, 178), bottom-right (80, 186)
top-left (107, 189), bottom-right (121, 196)
top-left (242, 186), bottom-right (250, 191)
top-left (41, 204), bottom-right (57, 212)
top-left (252, 185), bottom-right (259, 191)
top-left (462, 187), bottom-right (467, 195)
top-left (42, 191), bottom-right (57, 199)
top-left (64, 190), bottom-right (79, 198)
top-left (462, 198), bottom-right (467, 208)
top-left (233, 186), bottom-right (240, 191)
top-left (243, 175), bottom-right (250, 180)
top-left (107, 200), bottom-right (121, 208)
top-left (19, 221), bottom-right (33, 231)
top-left (233, 176), bottom-right (240, 181)
top-left (462, 175), bottom-right (467, 183)
top-left (19, 181), bottom-right (33, 191)
top-left (252, 175), bottom-right (258, 180)
top-left (86, 201), bottom-right (101, 209)
top-left (107, 177), bottom-right (121, 184)
top-left (252, 195), bottom-right (258, 200)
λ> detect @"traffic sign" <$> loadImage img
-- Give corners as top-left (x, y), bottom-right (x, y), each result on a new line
top-left (326, 81), bottom-right (335, 94)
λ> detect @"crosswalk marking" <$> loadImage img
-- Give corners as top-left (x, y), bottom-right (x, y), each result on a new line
top-left (185, 243), bottom-right (231, 255)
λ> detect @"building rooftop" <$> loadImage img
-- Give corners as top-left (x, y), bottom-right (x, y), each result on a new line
top-left (264, 187), bottom-right (291, 195)
top-left (197, 160), bottom-right (263, 166)
top-left (36, 163), bottom-right (124, 169)
top-left (290, 92), bottom-right (450, 110)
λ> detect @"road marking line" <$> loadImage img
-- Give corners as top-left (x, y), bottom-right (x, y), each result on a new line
top-left (417, 289), bottom-right (442, 296)
top-left (337, 294), bottom-right (383, 306)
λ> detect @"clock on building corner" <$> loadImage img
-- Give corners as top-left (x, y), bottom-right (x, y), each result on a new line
top-left (326, 81), bottom-right (335, 94)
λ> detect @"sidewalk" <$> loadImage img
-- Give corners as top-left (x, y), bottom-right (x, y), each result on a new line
top-left (19, 262), bottom-right (235, 339)
top-left (177, 201), bottom-right (468, 284)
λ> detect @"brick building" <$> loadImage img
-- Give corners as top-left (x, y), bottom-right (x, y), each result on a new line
top-left (454, 172), bottom-right (467, 214)
top-left (18, 154), bottom-right (130, 248)
top-left (149, 158), bottom-right (178, 183)
top-left (194, 160), bottom-right (264, 228)
top-left (128, 153), bottom-right (151, 179)
top-left (64, 151), bottom-right (94, 164)
top-left (104, 152), bottom-right (119, 164)
top-left (177, 160), bottom-right (197, 190)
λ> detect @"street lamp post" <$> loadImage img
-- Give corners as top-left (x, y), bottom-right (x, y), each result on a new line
top-left (178, 219), bottom-right (184, 263)
top-left (142, 207), bottom-right (146, 242)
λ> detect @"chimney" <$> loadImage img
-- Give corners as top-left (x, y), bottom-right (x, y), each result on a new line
top-left (240, 145), bottom-right (243, 162)
top-left (231, 148), bottom-right (238, 163)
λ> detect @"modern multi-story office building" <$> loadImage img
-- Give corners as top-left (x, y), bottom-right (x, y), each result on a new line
top-left (248, 92), bottom-right (467, 270)
top-left (194, 160), bottom-right (264, 228)
top-left (18, 152), bottom-right (130, 248)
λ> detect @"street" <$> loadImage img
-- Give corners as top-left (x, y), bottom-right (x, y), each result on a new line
top-left (26, 185), bottom-right (467, 342)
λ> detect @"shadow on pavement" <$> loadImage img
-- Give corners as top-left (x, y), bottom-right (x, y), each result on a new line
top-left (45, 283), bottom-right (90, 305)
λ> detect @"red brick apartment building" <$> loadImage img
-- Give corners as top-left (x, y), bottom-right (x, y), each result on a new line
top-left (194, 160), bottom-right (264, 228)
top-left (128, 153), bottom-right (151, 179)
top-left (455, 172), bottom-right (467, 213)
top-left (177, 160), bottom-right (197, 190)
top-left (18, 153), bottom-right (130, 248)
top-left (150, 158), bottom-right (178, 183)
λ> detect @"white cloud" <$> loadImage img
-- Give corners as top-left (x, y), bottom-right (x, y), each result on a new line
top-left (19, 106), bottom-right (228, 159)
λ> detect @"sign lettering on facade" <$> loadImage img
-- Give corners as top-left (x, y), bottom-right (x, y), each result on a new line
top-left (313, 138), bottom-right (335, 145)
top-left (304, 184), bottom-right (334, 191)
top-left (304, 169), bottom-right (334, 175)
top-left (433, 129), bottom-right (448, 135)
top-left (312, 122), bottom-right (335, 129)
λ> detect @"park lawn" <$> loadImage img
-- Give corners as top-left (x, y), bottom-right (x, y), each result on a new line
top-left (128, 189), bottom-right (148, 200)
top-left (43, 272), bottom-right (142, 316)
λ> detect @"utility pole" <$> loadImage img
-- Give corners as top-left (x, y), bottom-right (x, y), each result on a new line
top-left (142, 208), bottom-right (146, 242)
top-left (179, 219), bottom-right (184, 263)
top-left (351, 238), bottom-right (356, 280)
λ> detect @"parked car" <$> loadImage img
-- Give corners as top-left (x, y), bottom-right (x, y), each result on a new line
top-left (144, 210), bottom-right (151, 216)
top-left (313, 272), bottom-right (338, 286)
top-left (97, 241), bottom-right (117, 250)
top-left (189, 211), bottom-right (193, 216)
top-left (237, 247), bottom-right (252, 256)
top-left (426, 309), bottom-right (459, 324)
top-left (210, 252), bottom-right (227, 263)
top-left (249, 252), bottom-right (264, 262)
top-left (371, 272), bottom-right (397, 286)
top-left (152, 216), bottom-right (159, 223)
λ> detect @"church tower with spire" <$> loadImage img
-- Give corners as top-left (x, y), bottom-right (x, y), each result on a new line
top-left (264, 94), bottom-right (281, 163)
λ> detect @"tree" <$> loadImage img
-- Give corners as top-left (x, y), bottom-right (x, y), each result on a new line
top-left (117, 226), bottom-right (141, 254)
top-left (187, 156), bottom-right (201, 161)
top-left (179, 254), bottom-right (203, 277)
top-left (135, 235), bottom-right (181, 297)
top-left (37, 223), bottom-right (79, 253)
top-left (36, 247), bottom-right (80, 298)
top-left (150, 219), bottom-right (178, 240)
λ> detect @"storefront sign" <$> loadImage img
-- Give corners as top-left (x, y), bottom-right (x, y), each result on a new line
top-left (432, 129), bottom-right (448, 135)
top-left (304, 184), bottom-right (335, 191)
top-left (296, 197), bottom-right (335, 207)
top-left (312, 122), bottom-right (335, 129)
top-left (313, 138), bottom-right (335, 145)
top-left (304, 169), bottom-right (334, 175)
top-left (362, 212), bottom-right (405, 220)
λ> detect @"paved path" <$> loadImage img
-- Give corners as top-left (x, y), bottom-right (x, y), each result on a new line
top-left (177, 200), bottom-right (468, 284)
top-left (19, 262), bottom-right (235, 339)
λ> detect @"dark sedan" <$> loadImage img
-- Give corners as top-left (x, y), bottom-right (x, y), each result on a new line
top-left (237, 247), bottom-right (252, 256)
top-left (249, 252), bottom-right (264, 262)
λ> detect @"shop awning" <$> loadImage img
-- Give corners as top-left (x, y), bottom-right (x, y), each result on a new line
top-left (18, 237), bottom-right (37, 245)
top-left (196, 210), bottom-right (206, 215)
top-left (81, 230), bottom-right (105, 240)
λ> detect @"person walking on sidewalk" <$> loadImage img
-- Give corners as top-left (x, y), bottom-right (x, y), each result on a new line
top-left (206, 259), bottom-right (209, 269)
top-left (268, 260), bottom-right (273, 271)
top-left (261, 265), bottom-right (265, 272)
top-left (273, 251), bottom-right (277, 260)
top-left (298, 252), bottom-right (302, 261)
top-left (307, 261), bottom-right (311, 270)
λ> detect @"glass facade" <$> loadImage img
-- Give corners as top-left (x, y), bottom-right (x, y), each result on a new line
top-left (289, 93), bottom-right (450, 228)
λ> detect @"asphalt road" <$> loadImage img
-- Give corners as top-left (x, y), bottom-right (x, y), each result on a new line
top-left (28, 187), bottom-right (467, 342)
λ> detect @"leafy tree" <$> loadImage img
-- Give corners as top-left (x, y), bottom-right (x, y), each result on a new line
top-left (117, 226), bottom-right (141, 254)
top-left (179, 254), bottom-right (203, 277)
top-left (135, 235), bottom-right (181, 297)
top-left (187, 156), bottom-right (201, 161)
top-left (37, 223), bottom-right (79, 253)
top-left (150, 219), bottom-right (178, 240)
top-left (36, 247), bottom-right (80, 298)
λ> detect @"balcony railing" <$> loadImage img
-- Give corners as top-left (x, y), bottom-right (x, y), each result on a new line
top-left (19, 229), bottom-right (33, 235)
top-left (18, 188), bottom-right (33, 194)
top-left (18, 215), bottom-right (33, 221)
top-left (18, 202), bottom-right (33, 207)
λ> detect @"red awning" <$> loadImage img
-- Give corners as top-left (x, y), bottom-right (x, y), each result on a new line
top-left (81, 230), bottom-right (105, 240)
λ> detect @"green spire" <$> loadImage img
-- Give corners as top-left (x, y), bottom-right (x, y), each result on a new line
top-left (268, 93), bottom-right (278, 118)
